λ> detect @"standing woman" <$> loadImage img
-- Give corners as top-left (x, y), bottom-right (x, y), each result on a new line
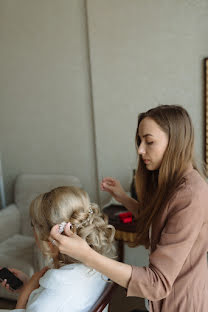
top-left (50, 105), bottom-right (208, 312)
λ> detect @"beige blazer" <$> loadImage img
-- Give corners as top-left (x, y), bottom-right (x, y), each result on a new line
top-left (127, 169), bottom-right (208, 312)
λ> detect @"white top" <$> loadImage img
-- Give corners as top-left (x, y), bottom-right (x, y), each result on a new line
top-left (10, 263), bottom-right (108, 312)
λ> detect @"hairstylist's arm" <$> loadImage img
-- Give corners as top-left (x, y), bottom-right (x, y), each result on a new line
top-left (50, 225), bottom-right (132, 288)
top-left (101, 177), bottom-right (140, 217)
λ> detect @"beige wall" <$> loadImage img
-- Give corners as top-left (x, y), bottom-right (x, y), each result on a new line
top-left (1, 0), bottom-right (208, 264)
top-left (0, 0), bottom-right (98, 203)
top-left (87, 0), bottom-right (208, 265)
top-left (87, 0), bottom-right (208, 205)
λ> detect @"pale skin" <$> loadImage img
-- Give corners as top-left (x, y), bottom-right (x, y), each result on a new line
top-left (50, 117), bottom-right (169, 289)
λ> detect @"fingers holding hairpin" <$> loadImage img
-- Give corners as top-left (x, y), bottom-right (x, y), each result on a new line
top-left (63, 222), bottom-right (74, 236)
top-left (58, 221), bottom-right (67, 234)
top-left (49, 223), bottom-right (73, 244)
top-left (58, 221), bottom-right (73, 234)
top-left (49, 223), bottom-right (90, 262)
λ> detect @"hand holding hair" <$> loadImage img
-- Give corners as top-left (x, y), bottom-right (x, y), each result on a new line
top-left (49, 223), bottom-right (91, 263)
top-left (50, 223), bottom-right (132, 289)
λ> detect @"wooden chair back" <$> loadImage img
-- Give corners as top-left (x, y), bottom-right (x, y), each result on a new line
top-left (91, 282), bottom-right (117, 312)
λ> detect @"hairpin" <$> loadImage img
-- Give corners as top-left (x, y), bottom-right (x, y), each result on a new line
top-left (58, 221), bottom-right (67, 234)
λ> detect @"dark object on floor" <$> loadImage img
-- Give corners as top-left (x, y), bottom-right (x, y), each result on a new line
top-left (109, 285), bottom-right (146, 311)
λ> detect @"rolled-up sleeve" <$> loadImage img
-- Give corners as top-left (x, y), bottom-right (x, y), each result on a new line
top-left (127, 185), bottom-right (204, 300)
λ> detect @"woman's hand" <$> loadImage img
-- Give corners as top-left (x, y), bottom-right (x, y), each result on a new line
top-left (49, 223), bottom-right (91, 263)
top-left (101, 177), bottom-right (140, 218)
top-left (16, 267), bottom-right (48, 309)
top-left (22, 267), bottom-right (48, 294)
top-left (100, 177), bottom-right (127, 204)
top-left (0, 267), bottom-right (29, 293)
top-left (50, 225), bottom-right (132, 290)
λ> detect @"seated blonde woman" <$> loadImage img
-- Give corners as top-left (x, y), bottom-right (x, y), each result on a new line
top-left (0, 186), bottom-right (116, 312)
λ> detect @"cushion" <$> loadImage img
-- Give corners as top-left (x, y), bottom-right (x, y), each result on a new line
top-left (0, 205), bottom-right (20, 243)
top-left (14, 174), bottom-right (82, 236)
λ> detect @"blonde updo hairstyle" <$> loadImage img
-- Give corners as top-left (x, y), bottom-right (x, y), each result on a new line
top-left (30, 186), bottom-right (116, 268)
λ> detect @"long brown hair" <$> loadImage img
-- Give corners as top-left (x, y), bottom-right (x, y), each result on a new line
top-left (134, 105), bottom-right (198, 248)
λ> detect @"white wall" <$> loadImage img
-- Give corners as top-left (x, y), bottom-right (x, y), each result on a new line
top-left (0, 0), bottom-right (98, 204)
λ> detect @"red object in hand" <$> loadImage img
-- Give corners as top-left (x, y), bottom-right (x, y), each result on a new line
top-left (119, 212), bottom-right (133, 223)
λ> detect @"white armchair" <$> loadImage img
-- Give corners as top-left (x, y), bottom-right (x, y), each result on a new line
top-left (0, 173), bottom-right (82, 300)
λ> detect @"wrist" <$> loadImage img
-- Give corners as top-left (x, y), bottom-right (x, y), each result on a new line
top-left (120, 193), bottom-right (131, 206)
top-left (16, 302), bottom-right (27, 309)
top-left (84, 247), bottom-right (96, 268)
top-left (16, 291), bottom-right (29, 309)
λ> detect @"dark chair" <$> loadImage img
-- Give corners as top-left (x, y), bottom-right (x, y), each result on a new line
top-left (91, 282), bottom-right (117, 312)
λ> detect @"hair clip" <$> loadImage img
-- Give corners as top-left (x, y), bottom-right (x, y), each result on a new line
top-left (58, 221), bottom-right (67, 234)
